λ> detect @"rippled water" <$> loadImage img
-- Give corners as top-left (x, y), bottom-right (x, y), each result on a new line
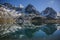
top-left (0, 24), bottom-right (60, 40)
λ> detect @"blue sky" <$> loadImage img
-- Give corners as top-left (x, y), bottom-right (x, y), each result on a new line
top-left (0, 0), bottom-right (60, 12)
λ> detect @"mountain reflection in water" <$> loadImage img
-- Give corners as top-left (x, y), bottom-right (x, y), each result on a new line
top-left (0, 24), bottom-right (60, 40)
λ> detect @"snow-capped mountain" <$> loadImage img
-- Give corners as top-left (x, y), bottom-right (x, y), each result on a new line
top-left (2, 3), bottom-right (13, 9)
top-left (0, 3), bottom-right (59, 39)
top-left (0, 4), bottom-right (23, 35)
top-left (25, 4), bottom-right (40, 15)
top-left (25, 4), bottom-right (36, 13)
top-left (41, 7), bottom-right (57, 19)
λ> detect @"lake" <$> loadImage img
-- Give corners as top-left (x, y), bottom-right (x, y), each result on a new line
top-left (0, 24), bottom-right (60, 40)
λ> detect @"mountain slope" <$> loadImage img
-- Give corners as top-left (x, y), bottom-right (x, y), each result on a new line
top-left (41, 7), bottom-right (57, 19)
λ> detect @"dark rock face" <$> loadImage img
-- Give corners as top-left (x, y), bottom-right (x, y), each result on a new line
top-left (31, 17), bottom-right (43, 25)
top-left (0, 4), bottom-right (2, 7)
top-left (16, 17), bottom-right (24, 25)
top-left (2, 3), bottom-right (13, 9)
top-left (2, 3), bottom-right (23, 12)
top-left (25, 4), bottom-right (40, 15)
top-left (15, 7), bottom-right (22, 11)
top-left (25, 4), bottom-right (36, 13)
top-left (41, 7), bottom-right (57, 19)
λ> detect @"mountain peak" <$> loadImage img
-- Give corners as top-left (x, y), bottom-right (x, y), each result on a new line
top-left (45, 7), bottom-right (55, 12)
top-left (41, 7), bottom-right (57, 19)
top-left (2, 3), bottom-right (12, 7)
top-left (25, 4), bottom-right (36, 13)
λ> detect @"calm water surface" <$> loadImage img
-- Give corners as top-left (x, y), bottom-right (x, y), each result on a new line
top-left (0, 24), bottom-right (60, 40)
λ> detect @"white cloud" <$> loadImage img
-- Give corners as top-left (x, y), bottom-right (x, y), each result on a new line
top-left (19, 4), bottom-right (24, 8)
